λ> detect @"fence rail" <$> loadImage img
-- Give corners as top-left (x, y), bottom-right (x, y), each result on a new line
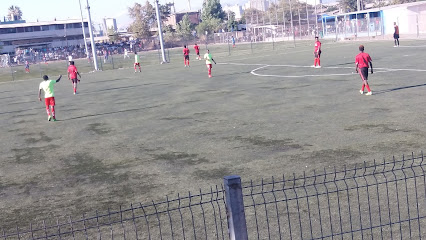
top-left (2, 152), bottom-right (426, 239)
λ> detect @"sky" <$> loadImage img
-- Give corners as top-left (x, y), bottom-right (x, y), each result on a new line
top-left (1, 0), bottom-right (247, 30)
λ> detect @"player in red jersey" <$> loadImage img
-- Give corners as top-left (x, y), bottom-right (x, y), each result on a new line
top-left (183, 45), bottom-right (190, 67)
top-left (194, 44), bottom-right (201, 60)
top-left (393, 22), bottom-right (400, 47)
top-left (67, 61), bottom-right (82, 95)
top-left (355, 45), bottom-right (373, 95)
top-left (25, 61), bottom-right (30, 73)
top-left (312, 36), bottom-right (321, 68)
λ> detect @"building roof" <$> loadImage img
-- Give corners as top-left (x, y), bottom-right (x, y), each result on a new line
top-left (331, 1), bottom-right (426, 16)
top-left (174, 10), bottom-right (200, 14)
top-left (0, 19), bottom-right (88, 28)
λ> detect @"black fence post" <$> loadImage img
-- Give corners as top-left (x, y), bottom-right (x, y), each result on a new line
top-left (224, 175), bottom-right (248, 240)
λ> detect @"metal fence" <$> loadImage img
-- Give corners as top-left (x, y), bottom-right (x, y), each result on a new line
top-left (1, 186), bottom-right (228, 240)
top-left (242, 153), bottom-right (426, 239)
top-left (2, 153), bottom-right (426, 239)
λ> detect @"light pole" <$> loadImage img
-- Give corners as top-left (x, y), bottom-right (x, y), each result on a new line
top-left (86, 0), bottom-right (99, 70)
top-left (154, 0), bottom-right (167, 63)
top-left (78, 0), bottom-right (89, 58)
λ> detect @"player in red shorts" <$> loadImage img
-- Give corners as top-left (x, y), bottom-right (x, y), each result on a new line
top-left (38, 75), bottom-right (62, 121)
top-left (204, 49), bottom-right (216, 78)
top-left (25, 61), bottom-right (30, 73)
top-left (67, 61), bottom-right (82, 95)
top-left (312, 36), bottom-right (321, 68)
top-left (183, 45), bottom-right (190, 67)
top-left (134, 51), bottom-right (141, 72)
top-left (194, 44), bottom-right (201, 60)
top-left (355, 45), bottom-right (373, 95)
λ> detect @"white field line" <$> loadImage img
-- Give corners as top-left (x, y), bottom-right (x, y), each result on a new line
top-left (397, 45), bottom-right (426, 48)
top-left (219, 62), bottom-right (426, 78)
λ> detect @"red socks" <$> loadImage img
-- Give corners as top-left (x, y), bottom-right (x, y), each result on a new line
top-left (365, 84), bottom-right (371, 92)
top-left (314, 58), bottom-right (321, 66)
top-left (361, 84), bottom-right (371, 92)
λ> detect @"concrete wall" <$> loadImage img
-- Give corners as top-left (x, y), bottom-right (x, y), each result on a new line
top-left (383, 2), bottom-right (426, 35)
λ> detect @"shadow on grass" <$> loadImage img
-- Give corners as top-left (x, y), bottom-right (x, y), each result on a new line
top-left (326, 62), bottom-right (354, 67)
top-left (61, 104), bottom-right (165, 121)
top-left (374, 83), bottom-right (426, 95)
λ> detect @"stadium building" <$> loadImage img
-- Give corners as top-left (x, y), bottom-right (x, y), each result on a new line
top-left (321, 1), bottom-right (426, 39)
top-left (0, 19), bottom-right (89, 55)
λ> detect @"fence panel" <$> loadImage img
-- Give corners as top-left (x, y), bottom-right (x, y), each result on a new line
top-left (242, 153), bottom-right (426, 239)
top-left (1, 186), bottom-right (228, 240)
top-left (3, 153), bottom-right (426, 239)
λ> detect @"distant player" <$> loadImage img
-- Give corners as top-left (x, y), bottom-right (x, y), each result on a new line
top-left (134, 51), bottom-right (141, 72)
top-left (355, 45), bottom-right (373, 96)
top-left (25, 61), bottom-right (30, 73)
top-left (67, 61), bottom-right (81, 95)
top-left (393, 22), bottom-right (400, 47)
top-left (104, 50), bottom-right (109, 63)
top-left (312, 36), bottom-right (321, 68)
top-left (38, 75), bottom-right (62, 121)
top-left (194, 44), bottom-right (201, 60)
top-left (124, 48), bottom-right (130, 59)
top-left (231, 36), bottom-right (236, 48)
top-left (204, 49), bottom-right (216, 78)
top-left (183, 45), bottom-right (190, 67)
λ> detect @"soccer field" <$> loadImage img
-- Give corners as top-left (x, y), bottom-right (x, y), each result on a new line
top-left (1, 39), bottom-right (426, 232)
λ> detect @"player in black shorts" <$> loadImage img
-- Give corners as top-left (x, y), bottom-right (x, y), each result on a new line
top-left (394, 22), bottom-right (400, 47)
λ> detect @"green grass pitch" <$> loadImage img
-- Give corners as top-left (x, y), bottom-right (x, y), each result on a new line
top-left (1, 39), bottom-right (426, 231)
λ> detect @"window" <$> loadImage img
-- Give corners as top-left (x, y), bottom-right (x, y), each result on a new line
top-left (17, 27), bottom-right (25, 33)
top-left (84, 22), bottom-right (88, 27)
top-left (41, 25), bottom-right (50, 31)
top-left (66, 23), bottom-right (74, 29)
top-left (7, 28), bottom-right (16, 33)
top-left (56, 24), bottom-right (64, 30)
top-left (25, 27), bottom-right (33, 32)
top-left (0, 29), bottom-right (7, 34)
top-left (33, 26), bottom-right (41, 31)
top-left (73, 23), bottom-right (82, 28)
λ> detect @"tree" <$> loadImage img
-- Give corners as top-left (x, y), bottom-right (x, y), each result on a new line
top-left (128, 1), bottom-right (155, 38)
top-left (8, 5), bottom-right (22, 21)
top-left (201, 0), bottom-right (225, 21)
top-left (176, 14), bottom-right (194, 40)
top-left (339, 0), bottom-right (361, 12)
top-left (107, 27), bottom-right (120, 42)
top-left (159, 4), bottom-right (171, 23)
top-left (163, 24), bottom-right (176, 42)
top-left (196, 16), bottom-right (222, 35)
top-left (226, 11), bottom-right (238, 31)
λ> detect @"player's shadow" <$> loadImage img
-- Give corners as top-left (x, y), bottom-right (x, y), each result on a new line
top-left (81, 84), bottom-right (145, 94)
top-left (325, 62), bottom-right (354, 67)
top-left (374, 83), bottom-right (426, 95)
top-left (62, 104), bottom-right (165, 121)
